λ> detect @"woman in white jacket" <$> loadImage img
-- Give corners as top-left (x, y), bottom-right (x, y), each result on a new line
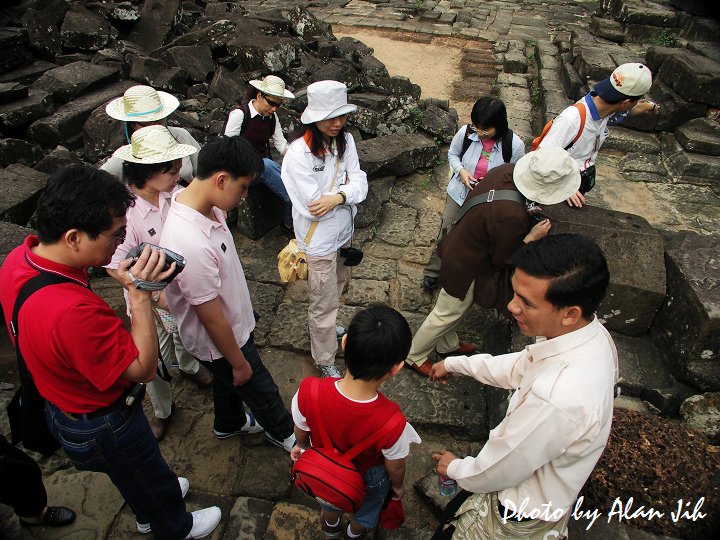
top-left (281, 81), bottom-right (368, 378)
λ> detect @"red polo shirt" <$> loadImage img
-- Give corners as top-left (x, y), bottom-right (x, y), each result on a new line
top-left (0, 236), bottom-right (137, 413)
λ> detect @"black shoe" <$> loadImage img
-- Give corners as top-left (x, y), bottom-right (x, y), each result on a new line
top-left (21, 506), bottom-right (76, 527)
top-left (422, 276), bottom-right (439, 293)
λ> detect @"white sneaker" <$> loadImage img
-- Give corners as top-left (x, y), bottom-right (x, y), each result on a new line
top-left (265, 432), bottom-right (296, 452)
top-left (318, 364), bottom-right (343, 379)
top-left (137, 477), bottom-right (191, 533)
top-left (336, 325), bottom-right (346, 337)
top-left (185, 506), bottom-right (222, 539)
top-left (213, 412), bottom-right (264, 439)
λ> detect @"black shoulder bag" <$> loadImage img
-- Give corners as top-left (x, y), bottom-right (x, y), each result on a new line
top-left (6, 270), bottom-right (84, 457)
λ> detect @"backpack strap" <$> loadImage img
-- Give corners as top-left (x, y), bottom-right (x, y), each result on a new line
top-left (306, 377), bottom-right (406, 460)
top-left (501, 129), bottom-right (514, 163)
top-left (458, 125), bottom-right (473, 161)
top-left (565, 103), bottom-right (586, 150)
top-left (451, 189), bottom-right (525, 228)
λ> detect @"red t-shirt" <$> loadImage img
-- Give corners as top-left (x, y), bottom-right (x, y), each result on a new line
top-left (0, 236), bottom-right (138, 412)
top-left (297, 377), bottom-right (406, 474)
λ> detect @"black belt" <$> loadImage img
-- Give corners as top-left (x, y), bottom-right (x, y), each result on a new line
top-left (62, 384), bottom-right (145, 420)
top-left (497, 500), bottom-right (533, 522)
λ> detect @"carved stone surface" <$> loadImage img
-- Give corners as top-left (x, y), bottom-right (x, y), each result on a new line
top-left (357, 133), bottom-right (439, 178)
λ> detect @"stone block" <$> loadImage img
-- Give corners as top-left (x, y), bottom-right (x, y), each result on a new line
top-left (0, 138), bottom-right (44, 167)
top-left (503, 50), bottom-right (528, 74)
top-left (349, 106), bottom-right (383, 135)
top-left (235, 184), bottom-right (282, 241)
top-left (162, 45), bottom-right (214, 83)
top-left (357, 133), bottom-right (439, 178)
top-left (376, 203), bottom-right (418, 247)
top-left (680, 392), bottom-right (720, 443)
top-left (544, 204), bottom-right (666, 336)
top-left (648, 46), bottom-right (720, 108)
top-left (60, 7), bottom-right (114, 51)
top-left (360, 55), bottom-right (389, 79)
top-left (165, 19), bottom-right (237, 54)
top-left (34, 145), bottom-right (82, 173)
top-left (82, 104), bottom-right (126, 164)
top-left (617, 1), bottom-right (677, 27)
top-left (345, 278), bottom-right (389, 306)
top-left (418, 104), bottom-right (458, 144)
top-left (207, 66), bottom-right (245, 106)
top-left (228, 34), bottom-right (298, 74)
top-left (129, 56), bottom-right (188, 94)
top-left (664, 146), bottom-right (720, 187)
top-left (619, 152), bottom-right (669, 183)
top-left (0, 221), bottom-right (33, 266)
top-left (31, 61), bottom-right (119, 104)
top-left (0, 89), bottom-right (53, 131)
top-left (590, 15), bottom-right (625, 43)
top-left (127, 0), bottom-right (181, 51)
top-left (28, 80), bottom-right (134, 148)
top-left (348, 92), bottom-right (392, 115)
top-left (0, 82), bottom-right (28, 104)
top-left (265, 501), bottom-right (323, 540)
top-left (675, 117), bottom-right (720, 156)
top-left (0, 164), bottom-right (48, 227)
top-left (0, 60), bottom-right (57, 86)
top-left (21, 8), bottom-right (63, 61)
top-left (653, 231), bottom-right (720, 391)
top-left (560, 56), bottom-right (587, 101)
top-left (0, 27), bottom-right (32, 74)
top-left (373, 75), bottom-right (421, 100)
top-left (573, 45), bottom-right (617, 81)
top-left (223, 497), bottom-right (275, 539)
top-left (603, 126), bottom-right (661, 154)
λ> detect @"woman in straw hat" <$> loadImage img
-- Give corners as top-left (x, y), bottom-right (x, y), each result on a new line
top-left (102, 85), bottom-right (201, 185)
top-left (224, 74), bottom-right (295, 232)
top-left (281, 80), bottom-right (368, 379)
top-left (104, 125), bottom-right (213, 442)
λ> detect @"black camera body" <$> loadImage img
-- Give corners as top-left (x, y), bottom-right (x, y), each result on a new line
top-left (126, 242), bottom-right (186, 288)
top-left (340, 246), bottom-right (363, 267)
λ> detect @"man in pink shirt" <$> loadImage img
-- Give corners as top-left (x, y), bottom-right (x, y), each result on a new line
top-left (160, 136), bottom-right (295, 451)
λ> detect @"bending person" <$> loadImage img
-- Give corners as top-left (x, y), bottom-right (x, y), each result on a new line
top-left (224, 75), bottom-right (295, 231)
top-left (281, 80), bottom-right (368, 379)
top-left (423, 97), bottom-right (525, 293)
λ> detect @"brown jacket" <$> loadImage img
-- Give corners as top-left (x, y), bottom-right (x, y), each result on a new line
top-left (438, 163), bottom-right (530, 311)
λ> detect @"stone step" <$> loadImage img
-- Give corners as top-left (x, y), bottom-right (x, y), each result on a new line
top-left (31, 61), bottom-right (120, 104)
top-left (646, 46), bottom-right (720, 108)
top-left (0, 164), bottom-right (48, 228)
top-left (0, 221), bottom-right (33, 267)
top-left (675, 117), bottom-right (720, 156)
top-left (357, 133), bottom-right (439, 178)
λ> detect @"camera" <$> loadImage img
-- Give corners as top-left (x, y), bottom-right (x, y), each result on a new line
top-left (340, 246), bottom-right (363, 267)
top-left (126, 242), bottom-right (186, 289)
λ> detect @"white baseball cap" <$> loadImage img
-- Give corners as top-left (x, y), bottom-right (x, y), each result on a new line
top-left (593, 63), bottom-right (653, 103)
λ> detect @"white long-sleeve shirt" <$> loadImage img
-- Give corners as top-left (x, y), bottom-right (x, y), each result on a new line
top-left (445, 317), bottom-right (618, 519)
top-left (224, 100), bottom-right (288, 155)
top-left (281, 132), bottom-right (368, 257)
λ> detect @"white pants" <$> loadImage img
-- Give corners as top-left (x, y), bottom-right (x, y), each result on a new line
top-left (146, 318), bottom-right (200, 419)
top-left (406, 282), bottom-right (475, 366)
top-left (307, 249), bottom-right (349, 366)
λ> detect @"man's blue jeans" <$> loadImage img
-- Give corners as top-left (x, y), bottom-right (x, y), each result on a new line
top-left (256, 158), bottom-right (292, 228)
top-left (46, 400), bottom-right (192, 540)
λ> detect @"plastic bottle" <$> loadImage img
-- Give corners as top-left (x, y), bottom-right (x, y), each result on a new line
top-left (438, 474), bottom-right (457, 496)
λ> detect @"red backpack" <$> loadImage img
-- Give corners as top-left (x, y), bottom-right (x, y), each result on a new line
top-left (531, 103), bottom-right (586, 151)
top-left (291, 378), bottom-right (405, 512)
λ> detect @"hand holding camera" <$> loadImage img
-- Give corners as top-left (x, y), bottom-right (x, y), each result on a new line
top-left (119, 243), bottom-right (186, 292)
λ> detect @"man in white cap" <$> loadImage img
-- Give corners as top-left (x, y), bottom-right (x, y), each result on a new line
top-left (224, 75), bottom-right (295, 231)
top-left (430, 234), bottom-right (617, 540)
top-left (404, 147), bottom-right (579, 377)
top-left (539, 62), bottom-right (657, 207)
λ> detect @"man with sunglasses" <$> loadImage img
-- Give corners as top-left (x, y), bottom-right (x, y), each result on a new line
top-left (405, 148), bottom-right (580, 377)
top-left (224, 75), bottom-right (295, 232)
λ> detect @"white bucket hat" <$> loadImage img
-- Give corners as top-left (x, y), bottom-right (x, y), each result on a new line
top-left (301, 80), bottom-right (357, 124)
top-left (105, 85), bottom-right (180, 122)
top-left (112, 125), bottom-right (197, 164)
top-left (249, 75), bottom-right (295, 99)
top-left (513, 147), bottom-right (581, 205)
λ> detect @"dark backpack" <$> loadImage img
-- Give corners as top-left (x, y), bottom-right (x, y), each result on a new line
top-left (459, 126), bottom-right (515, 164)
top-left (291, 378), bottom-right (405, 512)
top-left (7, 271), bottom-right (85, 456)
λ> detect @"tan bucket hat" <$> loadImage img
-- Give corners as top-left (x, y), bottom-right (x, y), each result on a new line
top-left (105, 85), bottom-right (180, 122)
top-left (301, 80), bottom-right (357, 124)
top-left (112, 125), bottom-right (197, 164)
top-left (249, 75), bottom-right (295, 99)
top-left (512, 147), bottom-right (581, 205)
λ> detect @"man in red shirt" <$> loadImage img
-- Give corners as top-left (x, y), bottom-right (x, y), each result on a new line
top-left (0, 165), bottom-right (220, 539)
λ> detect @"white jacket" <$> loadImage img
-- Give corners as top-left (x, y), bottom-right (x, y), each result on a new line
top-left (281, 132), bottom-right (368, 257)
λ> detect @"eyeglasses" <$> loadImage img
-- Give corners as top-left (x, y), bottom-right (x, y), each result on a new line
top-left (99, 227), bottom-right (127, 245)
top-left (471, 125), bottom-right (496, 136)
top-left (262, 94), bottom-right (283, 108)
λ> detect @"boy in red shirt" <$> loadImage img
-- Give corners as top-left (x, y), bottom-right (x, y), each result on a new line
top-left (290, 306), bottom-right (421, 539)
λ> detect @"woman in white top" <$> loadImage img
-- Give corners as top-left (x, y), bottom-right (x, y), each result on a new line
top-left (101, 85), bottom-right (201, 184)
top-left (104, 125), bottom-right (212, 441)
top-left (281, 81), bottom-right (368, 379)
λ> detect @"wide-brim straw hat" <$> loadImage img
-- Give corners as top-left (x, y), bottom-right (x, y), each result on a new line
top-left (105, 85), bottom-right (179, 122)
top-left (513, 147), bottom-right (581, 205)
top-left (112, 125), bottom-right (197, 164)
top-left (301, 80), bottom-right (357, 124)
top-left (249, 75), bottom-right (295, 99)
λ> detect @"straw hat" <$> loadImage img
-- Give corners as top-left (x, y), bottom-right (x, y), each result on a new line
top-left (249, 75), bottom-right (295, 99)
top-left (512, 147), bottom-right (581, 205)
top-left (593, 63), bottom-right (652, 103)
top-left (112, 125), bottom-right (197, 164)
top-left (301, 80), bottom-right (357, 124)
top-left (105, 85), bottom-right (179, 122)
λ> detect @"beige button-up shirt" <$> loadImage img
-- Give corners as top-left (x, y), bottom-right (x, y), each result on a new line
top-left (445, 317), bottom-right (618, 519)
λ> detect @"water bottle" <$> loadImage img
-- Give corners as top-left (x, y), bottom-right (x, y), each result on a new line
top-left (438, 474), bottom-right (457, 497)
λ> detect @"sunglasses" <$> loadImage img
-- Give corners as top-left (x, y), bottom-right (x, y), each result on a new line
top-left (263, 94), bottom-right (283, 108)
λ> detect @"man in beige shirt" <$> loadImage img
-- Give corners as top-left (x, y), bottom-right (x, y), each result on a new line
top-left (430, 233), bottom-right (618, 539)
